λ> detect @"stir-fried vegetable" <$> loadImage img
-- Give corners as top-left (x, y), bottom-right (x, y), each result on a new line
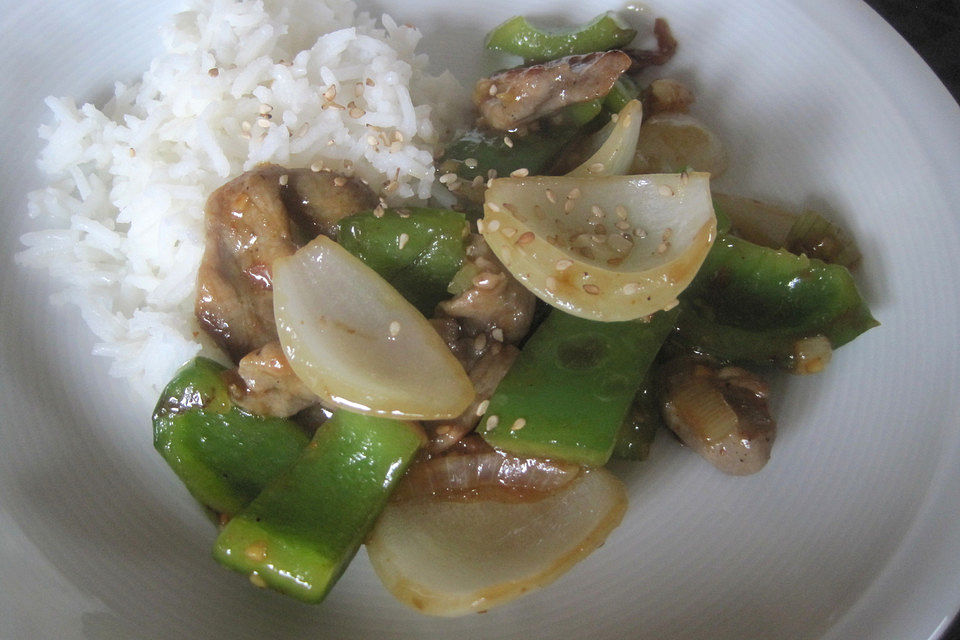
top-left (485, 12), bottom-right (637, 63)
top-left (439, 126), bottom-right (579, 184)
top-left (568, 99), bottom-right (644, 177)
top-left (675, 234), bottom-right (878, 370)
top-left (612, 372), bottom-right (662, 461)
top-left (481, 173), bottom-right (716, 321)
top-left (366, 468), bottom-right (626, 616)
top-left (631, 112), bottom-right (727, 176)
top-left (213, 411), bottom-right (425, 602)
top-left (338, 207), bottom-right (468, 315)
top-left (604, 76), bottom-right (641, 113)
top-left (272, 235), bottom-right (474, 419)
top-left (481, 308), bottom-right (678, 466)
top-left (785, 210), bottom-right (862, 268)
top-left (152, 357), bottom-right (309, 515)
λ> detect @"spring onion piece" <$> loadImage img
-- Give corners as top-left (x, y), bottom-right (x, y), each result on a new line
top-left (481, 173), bottom-right (716, 321)
top-left (366, 468), bottom-right (626, 616)
top-left (785, 210), bottom-right (862, 268)
top-left (485, 13), bottom-right (637, 64)
top-left (568, 99), bottom-right (643, 177)
top-left (272, 235), bottom-right (474, 419)
top-left (631, 112), bottom-right (727, 176)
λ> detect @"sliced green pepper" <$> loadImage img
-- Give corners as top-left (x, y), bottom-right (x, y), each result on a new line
top-left (337, 207), bottom-right (468, 316)
top-left (676, 235), bottom-right (878, 369)
top-left (482, 308), bottom-right (678, 466)
top-left (611, 372), bottom-right (662, 461)
top-left (152, 358), bottom-right (310, 516)
top-left (603, 76), bottom-right (641, 113)
top-left (485, 12), bottom-right (637, 64)
top-left (212, 411), bottom-right (425, 603)
top-left (439, 126), bottom-right (579, 183)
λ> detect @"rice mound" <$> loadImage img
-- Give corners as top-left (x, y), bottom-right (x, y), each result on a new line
top-left (17, 0), bottom-right (466, 398)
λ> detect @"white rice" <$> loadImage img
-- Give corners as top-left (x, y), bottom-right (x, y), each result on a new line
top-left (17, 0), bottom-right (467, 398)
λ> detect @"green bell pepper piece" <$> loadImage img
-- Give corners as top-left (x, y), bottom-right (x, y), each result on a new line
top-left (152, 357), bottom-right (310, 516)
top-left (439, 126), bottom-right (579, 183)
top-left (603, 76), bottom-right (641, 113)
top-left (611, 372), bottom-right (662, 461)
top-left (676, 235), bottom-right (879, 369)
top-left (485, 13), bottom-right (637, 64)
top-left (212, 411), bottom-right (425, 603)
top-left (337, 207), bottom-right (468, 315)
top-left (481, 308), bottom-right (678, 466)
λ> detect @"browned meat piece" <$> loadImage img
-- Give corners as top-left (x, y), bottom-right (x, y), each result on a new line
top-left (282, 168), bottom-right (379, 240)
top-left (195, 164), bottom-right (377, 362)
top-left (228, 341), bottom-right (319, 417)
top-left (438, 235), bottom-right (536, 345)
top-left (625, 17), bottom-right (678, 72)
top-left (643, 78), bottom-right (694, 116)
top-left (473, 50), bottom-right (631, 131)
top-left (196, 165), bottom-right (297, 362)
top-left (424, 343), bottom-right (520, 454)
top-left (660, 358), bottom-right (776, 476)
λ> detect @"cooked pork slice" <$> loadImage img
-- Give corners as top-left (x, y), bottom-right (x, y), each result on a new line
top-left (195, 164), bottom-right (377, 363)
top-left (229, 341), bottom-right (320, 417)
top-left (473, 50), bottom-right (632, 131)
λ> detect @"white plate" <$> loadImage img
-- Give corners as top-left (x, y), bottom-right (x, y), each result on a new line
top-left (2, 1), bottom-right (959, 638)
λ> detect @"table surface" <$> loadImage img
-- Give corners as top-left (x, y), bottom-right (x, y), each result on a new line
top-left (863, 2), bottom-right (960, 639)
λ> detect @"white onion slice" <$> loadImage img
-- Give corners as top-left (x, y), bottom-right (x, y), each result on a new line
top-left (272, 235), bottom-right (474, 419)
top-left (366, 468), bottom-right (627, 616)
top-left (568, 100), bottom-right (644, 178)
top-left (481, 173), bottom-right (716, 321)
top-left (631, 112), bottom-right (727, 176)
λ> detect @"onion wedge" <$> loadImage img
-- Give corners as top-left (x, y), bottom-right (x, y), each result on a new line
top-left (568, 99), bottom-right (644, 177)
top-left (366, 468), bottom-right (627, 616)
top-left (481, 173), bottom-right (716, 321)
top-left (272, 235), bottom-right (474, 419)
top-left (631, 112), bottom-right (727, 176)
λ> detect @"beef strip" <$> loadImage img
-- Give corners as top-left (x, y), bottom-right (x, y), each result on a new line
top-left (472, 50), bottom-right (632, 131)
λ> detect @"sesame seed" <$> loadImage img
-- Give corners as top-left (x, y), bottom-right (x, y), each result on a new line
top-left (474, 333), bottom-right (487, 352)
top-left (658, 184), bottom-right (674, 197)
top-left (583, 284), bottom-right (601, 295)
top-left (241, 120), bottom-right (252, 132)
top-left (656, 242), bottom-right (669, 254)
top-left (621, 115), bottom-right (633, 128)
top-left (259, 103), bottom-right (273, 114)
top-left (384, 180), bottom-right (399, 193)
top-left (249, 573), bottom-right (268, 589)
top-left (555, 259), bottom-right (573, 271)
top-left (389, 320), bottom-right (401, 337)
top-left (545, 189), bottom-right (557, 204)
top-left (486, 202), bottom-right (501, 213)
top-left (546, 276), bottom-right (558, 291)
top-left (128, 148), bottom-right (136, 158)
top-left (615, 205), bottom-right (628, 220)
top-left (373, 205), bottom-right (385, 218)
top-left (662, 227), bottom-right (673, 241)
top-left (634, 227), bottom-right (647, 238)
top-left (622, 282), bottom-right (641, 295)
top-left (486, 219), bottom-right (501, 232)
top-left (502, 226), bottom-right (517, 238)
top-left (393, 130), bottom-right (404, 143)
top-left (397, 209), bottom-right (410, 218)
top-left (615, 221), bottom-right (631, 231)
top-left (310, 162), bottom-right (323, 172)
top-left (510, 167), bottom-right (529, 178)
top-left (439, 172), bottom-right (458, 184)
top-left (323, 85), bottom-right (337, 101)
top-left (562, 199), bottom-right (574, 214)
top-left (487, 178), bottom-right (495, 189)
top-left (208, 68), bottom-right (219, 77)
top-left (367, 135), bottom-right (379, 146)
top-left (476, 399), bottom-right (491, 416)
top-left (610, 113), bottom-right (619, 122)
top-left (366, 77), bottom-right (376, 86)
top-left (398, 233), bottom-right (410, 250)
top-left (503, 136), bottom-right (514, 148)
top-left (489, 83), bottom-right (498, 96)
top-left (607, 257), bottom-right (624, 266)
top-left (333, 176), bottom-right (347, 187)
top-left (278, 174), bottom-right (289, 186)
top-left (245, 541), bottom-right (268, 562)
top-left (464, 157), bottom-right (478, 169)
top-left (476, 219), bottom-right (486, 233)
top-left (436, 425), bottom-right (451, 435)
top-left (349, 107), bottom-right (365, 119)
top-left (510, 418), bottom-right (527, 431)
top-left (517, 231), bottom-right (535, 245)
top-left (488, 169), bottom-right (498, 180)
top-left (257, 117), bottom-right (270, 128)
top-left (491, 327), bottom-right (504, 342)
top-left (472, 175), bottom-right (485, 187)
top-left (355, 82), bottom-right (365, 97)
top-left (568, 188), bottom-right (582, 200)
top-left (591, 204), bottom-right (605, 219)
top-left (589, 162), bottom-right (606, 174)
top-left (485, 415), bottom-right (500, 431)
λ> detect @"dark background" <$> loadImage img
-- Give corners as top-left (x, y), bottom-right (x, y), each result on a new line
top-left (856, 1), bottom-right (959, 638)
